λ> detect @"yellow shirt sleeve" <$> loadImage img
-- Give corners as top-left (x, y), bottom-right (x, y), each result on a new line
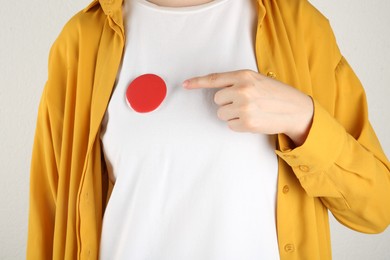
top-left (277, 56), bottom-right (390, 234)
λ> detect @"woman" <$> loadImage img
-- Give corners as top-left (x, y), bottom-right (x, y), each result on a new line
top-left (28, 0), bottom-right (390, 259)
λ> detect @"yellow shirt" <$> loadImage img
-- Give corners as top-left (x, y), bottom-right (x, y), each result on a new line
top-left (27, 0), bottom-right (390, 259)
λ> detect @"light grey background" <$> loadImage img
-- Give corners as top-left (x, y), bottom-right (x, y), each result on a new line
top-left (0, 0), bottom-right (389, 259)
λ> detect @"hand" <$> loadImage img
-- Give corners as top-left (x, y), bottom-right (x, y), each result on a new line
top-left (183, 70), bottom-right (314, 146)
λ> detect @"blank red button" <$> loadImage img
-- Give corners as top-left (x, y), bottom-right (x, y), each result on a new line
top-left (126, 74), bottom-right (167, 113)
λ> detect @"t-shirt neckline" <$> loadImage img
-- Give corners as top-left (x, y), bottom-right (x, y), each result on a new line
top-left (133, 0), bottom-right (230, 14)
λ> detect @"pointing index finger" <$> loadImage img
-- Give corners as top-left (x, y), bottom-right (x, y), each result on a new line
top-left (183, 72), bottom-right (236, 89)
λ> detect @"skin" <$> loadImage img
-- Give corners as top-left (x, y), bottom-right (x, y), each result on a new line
top-left (147, 0), bottom-right (213, 7)
top-left (148, 0), bottom-right (314, 147)
top-left (183, 70), bottom-right (314, 147)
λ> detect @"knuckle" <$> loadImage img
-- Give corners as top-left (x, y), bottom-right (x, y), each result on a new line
top-left (239, 69), bottom-right (254, 79)
top-left (241, 104), bottom-right (251, 114)
top-left (237, 85), bottom-right (251, 98)
top-left (241, 115), bottom-right (256, 131)
top-left (245, 121), bottom-right (256, 131)
top-left (208, 73), bottom-right (219, 85)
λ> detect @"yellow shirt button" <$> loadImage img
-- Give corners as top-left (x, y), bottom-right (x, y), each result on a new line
top-left (267, 71), bottom-right (277, 79)
top-left (284, 243), bottom-right (295, 253)
top-left (283, 185), bottom-right (290, 194)
top-left (299, 165), bottom-right (310, 172)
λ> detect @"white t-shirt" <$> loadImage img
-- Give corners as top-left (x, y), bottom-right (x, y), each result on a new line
top-left (100, 0), bottom-right (280, 259)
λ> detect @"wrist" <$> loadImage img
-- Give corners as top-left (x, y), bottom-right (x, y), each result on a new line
top-left (285, 96), bottom-right (314, 147)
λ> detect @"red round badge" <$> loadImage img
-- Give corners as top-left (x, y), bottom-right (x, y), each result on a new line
top-left (126, 74), bottom-right (167, 113)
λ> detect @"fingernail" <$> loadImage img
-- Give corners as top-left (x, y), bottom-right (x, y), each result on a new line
top-left (182, 80), bottom-right (190, 89)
